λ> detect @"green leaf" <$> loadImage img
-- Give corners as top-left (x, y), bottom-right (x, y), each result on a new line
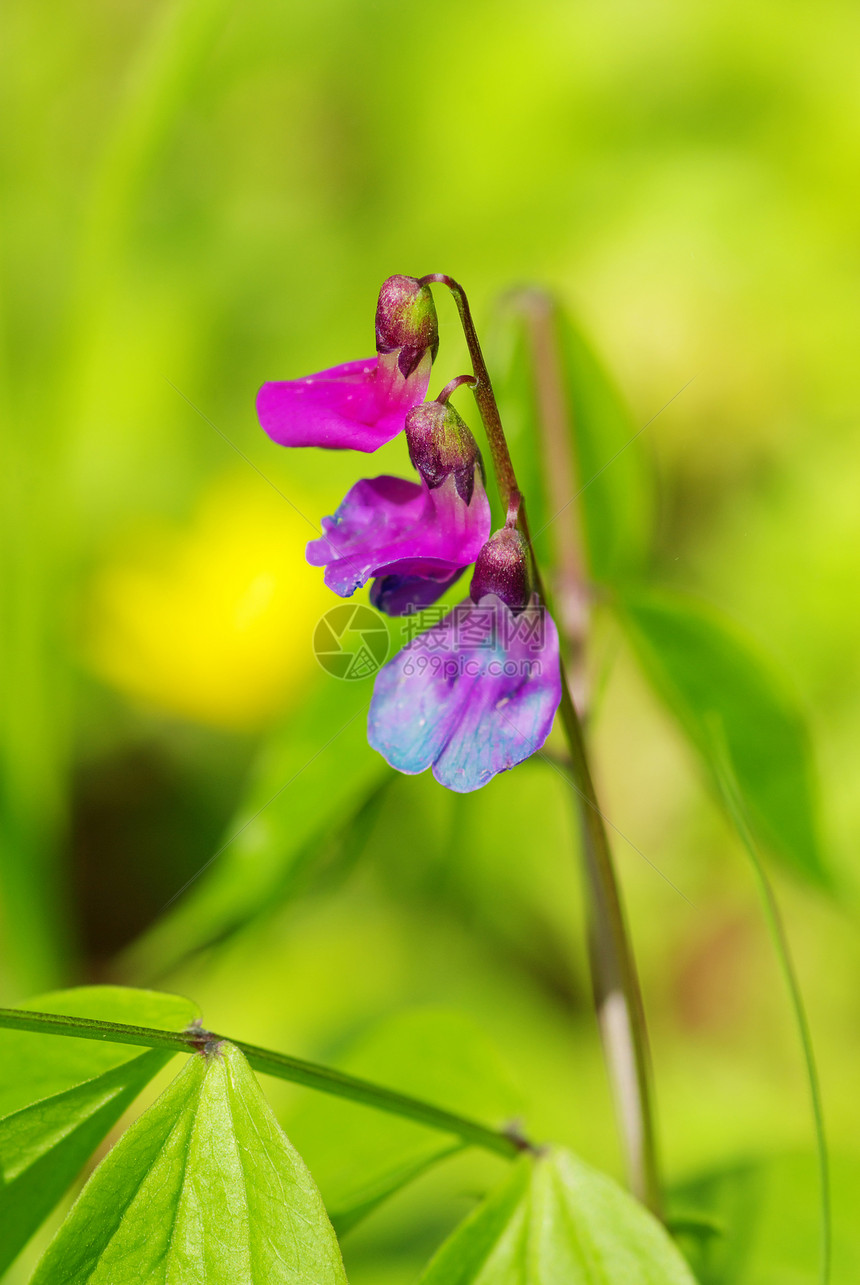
top-left (618, 586), bottom-right (827, 887)
top-left (287, 1008), bottom-right (521, 1235)
top-left (492, 296), bottom-right (652, 584)
top-left (0, 986), bottom-right (198, 1117)
top-left (0, 1048), bottom-right (169, 1275)
top-left (32, 1041), bottom-right (347, 1285)
top-left (420, 1147), bottom-right (697, 1284)
top-left (672, 1151), bottom-right (860, 1284)
top-left (122, 677), bottom-right (388, 979)
top-left (555, 312), bottom-right (653, 583)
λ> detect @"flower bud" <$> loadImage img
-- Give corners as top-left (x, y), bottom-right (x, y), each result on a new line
top-left (405, 400), bottom-right (482, 505)
top-left (375, 275), bottom-right (439, 378)
top-left (469, 527), bottom-right (532, 611)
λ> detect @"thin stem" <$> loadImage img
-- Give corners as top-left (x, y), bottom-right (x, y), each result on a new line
top-left (429, 272), bottom-right (662, 1215)
top-left (715, 759), bottom-right (830, 1285)
top-left (514, 286), bottom-right (660, 1210)
top-left (555, 681), bottom-right (662, 1216)
top-left (436, 374), bottom-right (477, 404)
top-left (420, 274), bottom-right (518, 508)
top-left (0, 1007), bottom-right (528, 1161)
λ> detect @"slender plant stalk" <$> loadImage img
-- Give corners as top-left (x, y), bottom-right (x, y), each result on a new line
top-left (0, 1007), bottom-right (528, 1161)
top-left (715, 756), bottom-right (830, 1285)
top-left (420, 274), bottom-right (518, 508)
top-left (555, 680), bottom-right (662, 1215)
top-left (429, 273), bottom-right (662, 1216)
top-left (517, 287), bottom-right (661, 1214)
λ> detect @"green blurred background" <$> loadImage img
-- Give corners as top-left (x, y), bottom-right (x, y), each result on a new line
top-left (2, 0), bottom-right (859, 1280)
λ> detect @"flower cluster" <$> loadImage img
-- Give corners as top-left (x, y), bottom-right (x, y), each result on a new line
top-left (257, 275), bottom-right (561, 792)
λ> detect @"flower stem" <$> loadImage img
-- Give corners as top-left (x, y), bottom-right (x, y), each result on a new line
top-left (0, 1007), bottom-right (531, 1160)
top-left (420, 274), bottom-right (518, 509)
top-left (436, 373), bottom-right (477, 404)
top-left (430, 273), bottom-right (661, 1215)
top-left (514, 286), bottom-right (661, 1213)
top-left (555, 680), bottom-right (662, 1216)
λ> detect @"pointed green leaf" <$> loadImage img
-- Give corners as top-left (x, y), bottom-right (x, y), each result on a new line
top-left (421, 1148), bottom-right (697, 1284)
top-left (287, 1009), bottom-right (521, 1237)
top-left (123, 677), bottom-right (387, 978)
top-left (0, 986), bottom-right (198, 1117)
top-left (32, 1042), bottom-right (347, 1285)
top-left (618, 587), bottom-right (827, 887)
top-left (0, 1048), bottom-right (170, 1275)
top-left (329, 1144), bottom-right (464, 1238)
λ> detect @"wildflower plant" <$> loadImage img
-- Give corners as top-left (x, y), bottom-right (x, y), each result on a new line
top-left (0, 274), bottom-right (831, 1285)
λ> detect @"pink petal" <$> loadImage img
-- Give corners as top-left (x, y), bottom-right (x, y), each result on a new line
top-left (257, 354), bottom-right (431, 453)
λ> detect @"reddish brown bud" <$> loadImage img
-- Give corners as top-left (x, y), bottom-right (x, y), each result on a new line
top-left (469, 527), bottom-right (532, 611)
top-left (405, 400), bottom-right (482, 505)
top-left (375, 275), bottom-right (439, 376)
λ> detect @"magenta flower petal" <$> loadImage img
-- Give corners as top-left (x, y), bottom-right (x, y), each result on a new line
top-left (306, 473), bottom-right (491, 605)
top-left (257, 353), bottom-right (432, 453)
top-left (368, 595), bottom-right (562, 792)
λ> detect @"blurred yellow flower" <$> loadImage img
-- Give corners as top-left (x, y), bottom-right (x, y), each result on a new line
top-left (86, 473), bottom-right (333, 729)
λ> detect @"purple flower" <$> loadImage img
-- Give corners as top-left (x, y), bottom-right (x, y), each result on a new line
top-left (306, 470), bottom-right (491, 613)
top-left (257, 276), bottom-right (438, 453)
top-left (305, 396), bottom-right (491, 615)
top-left (368, 526), bottom-right (562, 792)
top-left (368, 593), bottom-right (561, 793)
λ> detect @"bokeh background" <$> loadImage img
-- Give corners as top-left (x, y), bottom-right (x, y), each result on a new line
top-left (2, 0), bottom-right (860, 1280)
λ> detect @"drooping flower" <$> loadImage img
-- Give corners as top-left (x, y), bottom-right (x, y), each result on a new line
top-left (368, 525), bottom-right (562, 792)
top-left (257, 276), bottom-right (438, 452)
top-left (306, 400), bottom-right (491, 614)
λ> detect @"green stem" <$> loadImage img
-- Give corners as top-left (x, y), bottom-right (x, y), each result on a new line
top-left (0, 1007), bottom-right (528, 1161)
top-left (715, 759), bottom-right (830, 1285)
top-left (427, 273), bottom-right (661, 1215)
top-left (555, 681), bottom-right (662, 1216)
top-left (420, 274), bottom-right (518, 508)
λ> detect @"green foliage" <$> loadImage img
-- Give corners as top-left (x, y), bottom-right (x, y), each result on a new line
top-left (673, 1152), bottom-right (860, 1285)
top-left (554, 311), bottom-right (653, 585)
top-left (31, 1042), bottom-right (347, 1285)
top-left (0, 988), bottom-right (197, 1274)
top-left (0, 987), bottom-right (198, 1117)
top-left (123, 678), bottom-right (387, 979)
top-left (493, 298), bottom-right (652, 585)
top-left (0, 1049), bottom-right (169, 1276)
top-left (420, 1148), bottom-right (696, 1284)
top-left (618, 586), bottom-right (828, 887)
top-left (287, 1008), bottom-right (521, 1235)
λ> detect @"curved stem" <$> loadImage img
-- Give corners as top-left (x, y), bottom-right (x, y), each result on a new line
top-left (423, 271), bottom-right (661, 1214)
top-left (436, 374), bottom-right (477, 404)
top-left (0, 1007), bottom-right (530, 1160)
top-left (715, 757), bottom-right (830, 1284)
top-left (420, 274), bottom-right (518, 507)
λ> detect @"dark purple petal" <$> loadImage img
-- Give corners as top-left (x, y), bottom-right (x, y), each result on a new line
top-left (370, 567), bottom-right (465, 616)
top-left (257, 353), bottom-right (431, 453)
top-left (306, 473), bottom-right (491, 602)
top-left (368, 595), bottom-right (561, 792)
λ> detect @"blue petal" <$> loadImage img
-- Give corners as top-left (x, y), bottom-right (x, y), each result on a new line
top-left (367, 596), bottom-right (561, 792)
